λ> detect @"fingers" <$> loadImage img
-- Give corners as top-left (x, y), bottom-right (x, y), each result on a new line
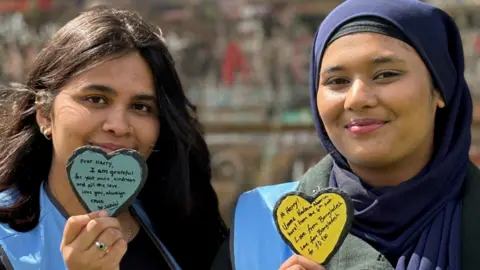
top-left (98, 238), bottom-right (128, 269)
top-left (61, 210), bottom-right (127, 270)
top-left (61, 210), bottom-right (108, 247)
top-left (279, 255), bottom-right (326, 270)
top-left (70, 216), bottom-right (122, 252)
top-left (64, 233), bottom-right (127, 269)
top-left (84, 228), bottom-right (124, 260)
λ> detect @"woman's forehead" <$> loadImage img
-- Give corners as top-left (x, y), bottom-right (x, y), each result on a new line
top-left (61, 52), bottom-right (155, 96)
top-left (320, 33), bottom-right (417, 69)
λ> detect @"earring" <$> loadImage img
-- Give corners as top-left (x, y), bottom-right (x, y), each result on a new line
top-left (40, 126), bottom-right (51, 140)
top-left (438, 100), bottom-right (446, 109)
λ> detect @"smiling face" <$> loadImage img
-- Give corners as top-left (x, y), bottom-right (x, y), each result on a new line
top-left (317, 33), bottom-right (445, 178)
top-left (37, 51), bottom-right (160, 169)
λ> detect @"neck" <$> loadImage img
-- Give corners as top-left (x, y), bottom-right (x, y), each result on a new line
top-left (349, 139), bottom-right (434, 187)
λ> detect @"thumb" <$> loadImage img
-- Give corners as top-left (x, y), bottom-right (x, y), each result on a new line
top-left (61, 210), bottom-right (109, 246)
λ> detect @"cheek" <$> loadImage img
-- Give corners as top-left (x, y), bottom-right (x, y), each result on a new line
top-left (380, 79), bottom-right (436, 145)
top-left (55, 105), bottom-right (90, 125)
top-left (52, 95), bottom-right (93, 138)
top-left (386, 78), bottom-right (433, 119)
top-left (50, 96), bottom-right (97, 165)
top-left (316, 89), bottom-right (345, 132)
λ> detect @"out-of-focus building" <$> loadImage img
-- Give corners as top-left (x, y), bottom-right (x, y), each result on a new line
top-left (425, 0), bottom-right (480, 93)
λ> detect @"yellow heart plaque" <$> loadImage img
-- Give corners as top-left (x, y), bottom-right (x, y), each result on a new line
top-left (273, 188), bottom-right (353, 265)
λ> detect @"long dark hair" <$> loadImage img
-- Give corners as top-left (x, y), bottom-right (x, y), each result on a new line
top-left (0, 6), bottom-right (227, 269)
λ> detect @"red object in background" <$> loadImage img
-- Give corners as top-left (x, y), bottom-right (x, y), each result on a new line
top-left (0, 0), bottom-right (27, 11)
top-left (0, 0), bottom-right (52, 12)
top-left (222, 42), bottom-right (250, 86)
top-left (38, 0), bottom-right (52, 9)
top-left (475, 34), bottom-right (480, 56)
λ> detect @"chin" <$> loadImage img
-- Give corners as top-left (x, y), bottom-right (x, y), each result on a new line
top-left (342, 149), bottom-right (395, 168)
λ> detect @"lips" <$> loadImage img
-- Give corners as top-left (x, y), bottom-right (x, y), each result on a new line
top-left (345, 119), bottom-right (387, 134)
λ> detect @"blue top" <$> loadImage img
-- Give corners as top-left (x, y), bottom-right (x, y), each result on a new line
top-left (0, 182), bottom-right (181, 269)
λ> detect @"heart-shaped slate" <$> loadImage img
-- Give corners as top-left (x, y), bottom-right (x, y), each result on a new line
top-left (273, 188), bottom-right (353, 265)
top-left (66, 146), bottom-right (148, 217)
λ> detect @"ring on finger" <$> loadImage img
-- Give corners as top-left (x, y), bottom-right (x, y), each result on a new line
top-left (95, 241), bottom-right (109, 253)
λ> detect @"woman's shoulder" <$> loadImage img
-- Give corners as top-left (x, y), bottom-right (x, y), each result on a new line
top-left (232, 155), bottom-right (335, 221)
top-left (238, 155), bottom-right (334, 198)
top-left (0, 185), bottom-right (56, 240)
top-left (220, 229), bottom-right (394, 270)
top-left (296, 155), bottom-right (333, 194)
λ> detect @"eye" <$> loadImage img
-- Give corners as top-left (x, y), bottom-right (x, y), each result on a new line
top-left (374, 71), bottom-right (401, 80)
top-left (132, 103), bottom-right (152, 112)
top-left (325, 78), bottom-right (350, 85)
top-left (85, 96), bottom-right (107, 104)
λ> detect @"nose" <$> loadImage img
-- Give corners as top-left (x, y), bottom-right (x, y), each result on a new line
top-left (102, 106), bottom-right (131, 136)
top-left (344, 78), bottom-right (378, 111)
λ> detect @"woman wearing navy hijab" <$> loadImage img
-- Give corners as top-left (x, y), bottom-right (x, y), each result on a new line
top-left (213, 0), bottom-right (480, 269)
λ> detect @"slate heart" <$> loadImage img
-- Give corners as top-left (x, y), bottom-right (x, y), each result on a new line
top-left (66, 146), bottom-right (148, 217)
top-left (273, 188), bottom-right (353, 265)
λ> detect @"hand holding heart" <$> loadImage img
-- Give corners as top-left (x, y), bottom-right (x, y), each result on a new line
top-left (60, 210), bottom-right (127, 270)
top-left (59, 146), bottom-right (145, 269)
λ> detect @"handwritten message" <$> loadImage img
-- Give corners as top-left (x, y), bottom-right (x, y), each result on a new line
top-left (67, 147), bottom-right (147, 217)
top-left (274, 192), bottom-right (351, 264)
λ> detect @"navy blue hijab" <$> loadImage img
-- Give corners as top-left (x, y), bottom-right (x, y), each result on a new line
top-left (310, 0), bottom-right (472, 269)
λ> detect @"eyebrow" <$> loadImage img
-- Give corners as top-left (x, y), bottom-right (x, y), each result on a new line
top-left (320, 55), bottom-right (407, 76)
top-left (80, 84), bottom-right (157, 101)
top-left (81, 84), bottom-right (116, 95)
top-left (371, 56), bottom-right (406, 65)
top-left (133, 94), bottom-right (157, 102)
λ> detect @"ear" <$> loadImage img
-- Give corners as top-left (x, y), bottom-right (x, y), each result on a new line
top-left (433, 90), bottom-right (445, 109)
top-left (36, 108), bottom-right (52, 136)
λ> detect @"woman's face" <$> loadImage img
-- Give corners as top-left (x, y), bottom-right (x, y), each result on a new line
top-left (317, 33), bottom-right (444, 170)
top-left (37, 52), bottom-right (160, 168)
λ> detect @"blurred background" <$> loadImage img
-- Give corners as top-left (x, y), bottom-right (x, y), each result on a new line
top-left (0, 0), bottom-right (479, 224)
